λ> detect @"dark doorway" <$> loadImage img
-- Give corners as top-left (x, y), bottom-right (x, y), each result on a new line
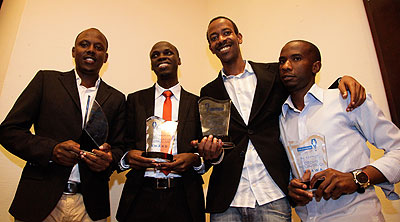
top-left (363, 0), bottom-right (400, 127)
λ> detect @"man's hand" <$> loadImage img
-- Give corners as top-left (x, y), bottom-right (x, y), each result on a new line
top-left (191, 135), bottom-right (223, 160)
top-left (125, 149), bottom-right (157, 170)
top-left (52, 140), bottom-right (81, 166)
top-left (338, 75), bottom-right (366, 112)
top-left (288, 170), bottom-right (313, 206)
top-left (158, 153), bottom-right (200, 173)
top-left (311, 168), bottom-right (358, 202)
top-left (80, 143), bottom-right (112, 172)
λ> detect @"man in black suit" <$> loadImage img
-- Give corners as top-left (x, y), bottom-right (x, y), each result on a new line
top-left (0, 28), bottom-right (125, 222)
top-left (115, 41), bottom-right (205, 222)
top-left (195, 16), bottom-right (366, 221)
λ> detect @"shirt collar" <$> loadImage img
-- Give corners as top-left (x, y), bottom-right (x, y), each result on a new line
top-left (281, 84), bottom-right (324, 118)
top-left (221, 60), bottom-right (254, 80)
top-left (155, 82), bottom-right (181, 101)
top-left (75, 71), bottom-right (101, 89)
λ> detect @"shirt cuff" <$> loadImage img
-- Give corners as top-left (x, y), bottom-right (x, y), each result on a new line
top-left (193, 153), bottom-right (205, 174)
top-left (211, 149), bottom-right (225, 165)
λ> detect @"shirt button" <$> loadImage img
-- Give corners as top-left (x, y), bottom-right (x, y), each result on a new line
top-left (248, 129), bottom-right (254, 135)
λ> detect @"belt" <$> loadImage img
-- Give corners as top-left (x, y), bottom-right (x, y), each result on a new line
top-left (64, 181), bottom-right (81, 194)
top-left (143, 177), bottom-right (183, 190)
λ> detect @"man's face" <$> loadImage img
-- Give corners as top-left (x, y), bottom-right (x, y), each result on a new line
top-left (72, 29), bottom-right (108, 75)
top-left (207, 18), bottom-right (242, 64)
top-left (278, 41), bottom-right (320, 93)
top-left (150, 41), bottom-right (181, 80)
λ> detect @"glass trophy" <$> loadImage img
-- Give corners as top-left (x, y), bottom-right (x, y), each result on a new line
top-left (142, 116), bottom-right (177, 162)
top-left (285, 134), bottom-right (328, 190)
top-left (80, 100), bottom-right (108, 153)
top-left (198, 97), bottom-right (234, 149)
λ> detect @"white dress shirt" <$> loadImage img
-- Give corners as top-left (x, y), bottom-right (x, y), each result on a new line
top-left (222, 61), bottom-right (285, 208)
top-left (280, 84), bottom-right (400, 222)
top-left (68, 71), bottom-right (100, 183)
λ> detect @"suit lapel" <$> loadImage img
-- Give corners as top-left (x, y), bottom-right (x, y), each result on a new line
top-left (178, 88), bottom-right (190, 125)
top-left (177, 88), bottom-right (190, 153)
top-left (96, 80), bottom-right (112, 107)
top-left (248, 62), bottom-right (276, 123)
top-left (59, 70), bottom-right (81, 111)
top-left (145, 85), bottom-right (156, 117)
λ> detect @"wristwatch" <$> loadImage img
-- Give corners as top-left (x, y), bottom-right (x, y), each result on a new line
top-left (351, 169), bottom-right (370, 193)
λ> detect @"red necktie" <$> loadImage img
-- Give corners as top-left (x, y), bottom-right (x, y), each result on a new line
top-left (161, 90), bottom-right (173, 175)
top-left (162, 90), bottom-right (172, 121)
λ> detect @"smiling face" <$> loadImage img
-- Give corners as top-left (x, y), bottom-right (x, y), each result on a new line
top-left (207, 18), bottom-right (243, 64)
top-left (150, 41), bottom-right (181, 82)
top-left (72, 28), bottom-right (108, 76)
top-left (278, 40), bottom-right (321, 94)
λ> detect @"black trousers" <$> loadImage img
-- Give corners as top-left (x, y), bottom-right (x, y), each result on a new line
top-left (122, 183), bottom-right (193, 222)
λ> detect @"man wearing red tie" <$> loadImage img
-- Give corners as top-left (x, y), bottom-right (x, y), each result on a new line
top-left (115, 41), bottom-right (205, 222)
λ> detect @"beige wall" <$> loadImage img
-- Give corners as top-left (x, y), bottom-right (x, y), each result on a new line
top-left (0, 0), bottom-right (399, 221)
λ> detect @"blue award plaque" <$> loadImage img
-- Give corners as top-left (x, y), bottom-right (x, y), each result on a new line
top-left (285, 134), bottom-right (328, 190)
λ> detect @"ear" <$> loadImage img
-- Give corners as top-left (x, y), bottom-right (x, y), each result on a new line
top-left (312, 61), bottom-right (321, 74)
top-left (209, 44), bottom-right (216, 54)
top-left (237, 33), bottom-right (243, 44)
top-left (178, 57), bottom-right (182, 66)
top-left (103, 53), bottom-right (108, 63)
top-left (72, 47), bottom-right (76, 58)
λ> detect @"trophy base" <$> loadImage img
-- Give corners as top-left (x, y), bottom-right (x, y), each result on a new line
top-left (222, 141), bottom-right (235, 149)
top-left (301, 178), bottom-right (324, 190)
top-left (142, 152), bottom-right (173, 162)
top-left (201, 135), bottom-right (235, 149)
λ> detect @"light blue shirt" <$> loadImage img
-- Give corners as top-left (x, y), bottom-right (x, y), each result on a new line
top-left (280, 84), bottom-right (400, 221)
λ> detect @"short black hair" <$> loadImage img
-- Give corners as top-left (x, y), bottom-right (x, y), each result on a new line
top-left (150, 41), bottom-right (180, 58)
top-left (287, 40), bottom-right (321, 62)
top-left (75, 28), bottom-right (108, 51)
top-left (206, 16), bottom-right (239, 43)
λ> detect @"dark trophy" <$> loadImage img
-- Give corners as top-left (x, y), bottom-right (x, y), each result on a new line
top-left (142, 116), bottom-right (178, 162)
top-left (80, 100), bottom-right (108, 154)
top-left (198, 97), bottom-right (234, 149)
top-left (284, 134), bottom-right (328, 190)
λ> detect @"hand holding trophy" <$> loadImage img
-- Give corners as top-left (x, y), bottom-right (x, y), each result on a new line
top-left (284, 134), bottom-right (328, 190)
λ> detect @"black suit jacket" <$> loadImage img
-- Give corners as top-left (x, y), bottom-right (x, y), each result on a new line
top-left (116, 85), bottom-right (205, 222)
top-left (200, 61), bottom-right (291, 213)
top-left (0, 70), bottom-right (126, 221)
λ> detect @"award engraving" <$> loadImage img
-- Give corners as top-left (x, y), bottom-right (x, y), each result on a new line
top-left (143, 116), bottom-right (177, 162)
top-left (198, 97), bottom-right (234, 149)
top-left (285, 134), bottom-right (328, 190)
top-left (80, 100), bottom-right (108, 154)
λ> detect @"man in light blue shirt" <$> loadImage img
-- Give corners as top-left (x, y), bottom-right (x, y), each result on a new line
top-left (279, 40), bottom-right (400, 221)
